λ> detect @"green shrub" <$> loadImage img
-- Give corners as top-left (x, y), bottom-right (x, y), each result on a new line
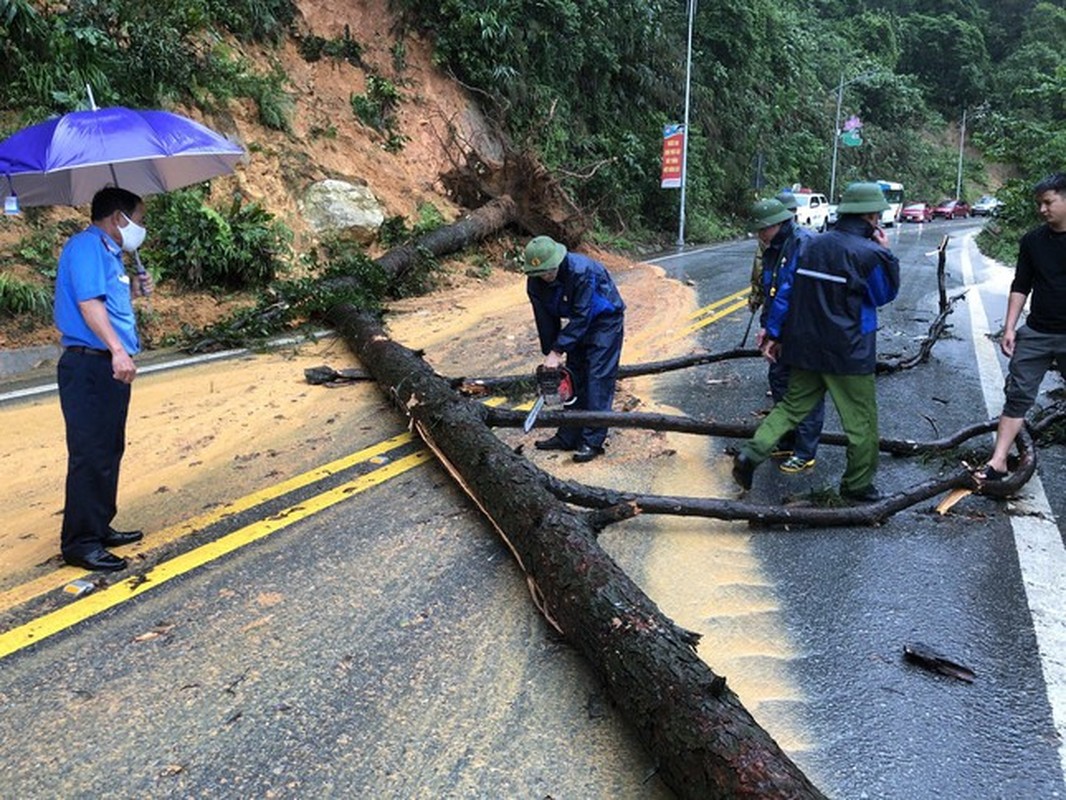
top-left (144, 188), bottom-right (293, 290)
top-left (350, 75), bottom-right (407, 150)
top-left (975, 179), bottom-right (1037, 266)
top-left (0, 273), bottom-right (51, 318)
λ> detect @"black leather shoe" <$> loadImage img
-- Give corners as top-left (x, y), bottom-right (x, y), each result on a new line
top-left (732, 453), bottom-right (756, 490)
top-left (535, 435), bottom-right (574, 451)
top-left (63, 548), bottom-right (128, 572)
top-left (103, 528), bottom-right (143, 547)
top-left (572, 445), bottom-right (603, 463)
top-left (841, 485), bottom-right (883, 503)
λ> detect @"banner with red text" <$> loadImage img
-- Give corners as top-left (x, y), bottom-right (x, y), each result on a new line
top-left (661, 124), bottom-right (685, 188)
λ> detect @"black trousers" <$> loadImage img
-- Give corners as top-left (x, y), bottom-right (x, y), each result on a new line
top-left (58, 349), bottom-right (131, 557)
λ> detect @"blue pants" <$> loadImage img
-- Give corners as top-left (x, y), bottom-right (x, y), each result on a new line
top-left (767, 360), bottom-right (825, 460)
top-left (555, 312), bottom-right (624, 449)
top-left (58, 350), bottom-right (131, 557)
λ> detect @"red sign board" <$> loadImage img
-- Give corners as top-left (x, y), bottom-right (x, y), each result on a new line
top-left (661, 124), bottom-right (685, 189)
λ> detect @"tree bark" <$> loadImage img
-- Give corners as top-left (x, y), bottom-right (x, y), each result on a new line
top-left (373, 195), bottom-right (518, 282)
top-left (324, 301), bottom-right (827, 800)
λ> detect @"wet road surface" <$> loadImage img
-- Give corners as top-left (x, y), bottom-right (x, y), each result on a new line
top-left (650, 219), bottom-right (1066, 798)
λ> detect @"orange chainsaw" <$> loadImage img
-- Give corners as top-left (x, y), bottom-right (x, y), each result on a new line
top-left (523, 365), bottom-right (576, 433)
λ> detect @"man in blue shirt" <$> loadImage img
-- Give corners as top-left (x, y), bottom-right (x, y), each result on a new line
top-left (55, 187), bottom-right (151, 571)
top-left (522, 235), bottom-right (625, 463)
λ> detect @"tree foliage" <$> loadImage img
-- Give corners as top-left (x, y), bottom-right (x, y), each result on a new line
top-left (1, 0), bottom-right (1056, 242)
top-left (394, 0), bottom-right (1048, 236)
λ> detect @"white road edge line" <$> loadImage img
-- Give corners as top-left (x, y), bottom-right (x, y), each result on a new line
top-left (961, 237), bottom-right (1066, 776)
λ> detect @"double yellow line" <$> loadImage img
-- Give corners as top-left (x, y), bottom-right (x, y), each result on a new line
top-left (678, 288), bottom-right (751, 336)
top-left (0, 283), bottom-right (752, 659)
top-left (0, 436), bottom-right (432, 659)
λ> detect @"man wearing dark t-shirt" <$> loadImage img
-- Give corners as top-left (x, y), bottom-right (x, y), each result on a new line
top-left (977, 172), bottom-right (1066, 481)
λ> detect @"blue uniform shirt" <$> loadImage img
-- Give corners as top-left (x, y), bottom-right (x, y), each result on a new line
top-left (54, 225), bottom-right (140, 355)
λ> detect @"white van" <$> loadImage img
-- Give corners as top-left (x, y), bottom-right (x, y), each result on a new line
top-left (793, 192), bottom-right (830, 232)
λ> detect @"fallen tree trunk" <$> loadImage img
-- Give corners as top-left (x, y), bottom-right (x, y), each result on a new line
top-left (324, 301), bottom-right (827, 799)
top-left (186, 197), bottom-right (520, 354)
top-left (372, 195), bottom-right (518, 282)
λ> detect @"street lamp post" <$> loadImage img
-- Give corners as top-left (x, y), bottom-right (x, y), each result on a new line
top-left (677, 0), bottom-right (696, 248)
top-left (955, 107), bottom-right (967, 199)
top-left (829, 73), bottom-right (846, 204)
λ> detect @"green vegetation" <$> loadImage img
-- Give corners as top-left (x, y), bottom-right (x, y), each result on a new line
top-left (350, 75), bottom-right (409, 152)
top-left (0, 0), bottom-right (295, 128)
top-left (394, 0), bottom-right (1064, 238)
top-left (0, 273), bottom-right (51, 319)
top-left (297, 25), bottom-right (364, 67)
top-left (143, 187), bottom-right (293, 290)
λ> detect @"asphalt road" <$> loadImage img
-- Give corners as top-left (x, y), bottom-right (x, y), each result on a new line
top-left (1, 217), bottom-right (1063, 799)
top-left (650, 217), bottom-right (1066, 799)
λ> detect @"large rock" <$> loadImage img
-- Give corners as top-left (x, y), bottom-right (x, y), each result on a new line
top-left (300, 180), bottom-right (386, 243)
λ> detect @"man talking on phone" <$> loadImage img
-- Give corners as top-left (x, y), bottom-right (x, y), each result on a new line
top-left (732, 182), bottom-right (900, 503)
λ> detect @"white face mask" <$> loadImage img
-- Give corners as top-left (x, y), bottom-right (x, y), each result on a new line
top-left (119, 212), bottom-right (147, 253)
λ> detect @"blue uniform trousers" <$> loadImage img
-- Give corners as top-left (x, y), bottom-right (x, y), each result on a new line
top-left (554, 312), bottom-right (624, 450)
top-left (58, 349), bottom-right (131, 557)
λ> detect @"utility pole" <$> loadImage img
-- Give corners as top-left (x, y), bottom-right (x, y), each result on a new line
top-left (955, 107), bottom-right (967, 199)
top-left (677, 0), bottom-right (696, 248)
top-left (829, 72), bottom-right (845, 204)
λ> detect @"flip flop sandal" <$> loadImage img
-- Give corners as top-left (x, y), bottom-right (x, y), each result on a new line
top-left (975, 464), bottom-right (1008, 481)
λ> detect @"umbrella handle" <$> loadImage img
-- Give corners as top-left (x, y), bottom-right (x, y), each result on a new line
top-left (132, 251), bottom-right (152, 297)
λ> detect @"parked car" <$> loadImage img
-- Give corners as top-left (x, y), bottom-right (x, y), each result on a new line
top-left (793, 191), bottom-right (830, 232)
top-left (900, 202), bottom-right (934, 223)
top-left (827, 203), bottom-right (839, 227)
top-left (972, 195), bottom-right (1003, 216)
top-left (932, 199), bottom-right (971, 220)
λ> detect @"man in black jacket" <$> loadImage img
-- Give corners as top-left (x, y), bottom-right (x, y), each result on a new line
top-left (976, 172), bottom-right (1066, 481)
top-left (732, 182), bottom-right (900, 502)
top-left (522, 235), bottom-right (625, 463)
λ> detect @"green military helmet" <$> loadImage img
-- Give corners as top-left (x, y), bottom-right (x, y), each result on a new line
top-left (522, 235), bottom-right (567, 275)
top-left (836, 181), bottom-right (890, 214)
top-left (775, 191), bottom-right (798, 212)
top-left (750, 198), bottom-right (793, 231)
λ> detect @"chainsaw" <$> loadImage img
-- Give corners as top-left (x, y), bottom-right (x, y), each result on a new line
top-left (523, 365), bottom-right (576, 433)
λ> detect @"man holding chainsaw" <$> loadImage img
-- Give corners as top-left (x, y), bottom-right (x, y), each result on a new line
top-left (522, 235), bottom-right (626, 463)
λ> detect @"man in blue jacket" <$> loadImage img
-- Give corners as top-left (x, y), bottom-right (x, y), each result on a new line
top-left (522, 235), bottom-right (626, 463)
top-left (733, 182), bottom-right (900, 502)
top-left (749, 197), bottom-right (824, 474)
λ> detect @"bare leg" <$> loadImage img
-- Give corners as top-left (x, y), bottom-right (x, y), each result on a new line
top-left (986, 415), bottom-right (1025, 473)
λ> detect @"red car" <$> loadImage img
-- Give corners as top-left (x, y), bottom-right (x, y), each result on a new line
top-left (900, 202), bottom-right (934, 223)
top-left (932, 199), bottom-right (971, 219)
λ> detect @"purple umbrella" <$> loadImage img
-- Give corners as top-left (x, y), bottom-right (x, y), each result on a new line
top-left (0, 106), bottom-right (245, 207)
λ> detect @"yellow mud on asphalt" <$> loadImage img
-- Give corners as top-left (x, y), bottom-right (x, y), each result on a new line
top-left (639, 421), bottom-right (811, 755)
top-left (0, 259), bottom-right (811, 758)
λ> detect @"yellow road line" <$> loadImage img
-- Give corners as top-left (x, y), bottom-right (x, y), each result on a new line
top-left (685, 288), bottom-right (750, 321)
top-left (0, 450), bottom-right (435, 660)
top-left (0, 432), bottom-right (418, 612)
top-left (677, 297), bottom-right (751, 336)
